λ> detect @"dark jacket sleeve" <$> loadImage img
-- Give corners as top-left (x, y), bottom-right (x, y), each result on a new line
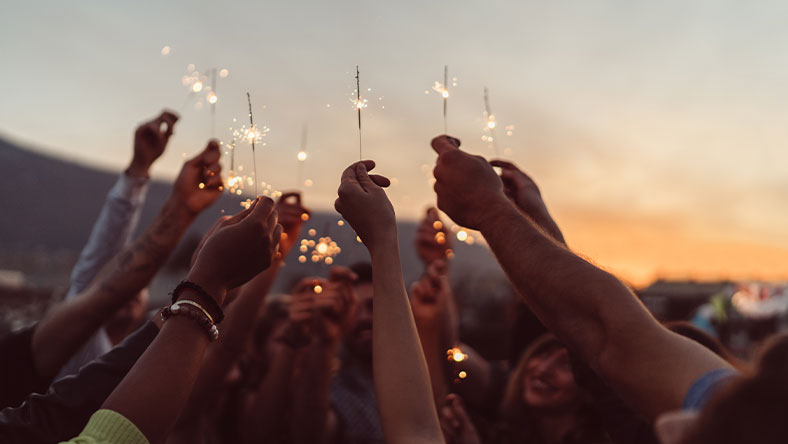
top-left (0, 325), bottom-right (49, 410)
top-left (0, 321), bottom-right (158, 444)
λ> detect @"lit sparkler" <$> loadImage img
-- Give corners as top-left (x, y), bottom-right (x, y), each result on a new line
top-left (483, 87), bottom-right (500, 156)
top-left (246, 92), bottom-right (259, 196)
top-left (297, 123), bottom-right (308, 187)
top-left (430, 66), bottom-right (457, 133)
top-left (354, 66), bottom-right (367, 160)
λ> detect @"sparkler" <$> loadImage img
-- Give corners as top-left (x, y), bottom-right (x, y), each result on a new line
top-left (355, 66), bottom-right (363, 160)
top-left (483, 87), bottom-right (499, 156)
top-left (443, 65), bottom-right (448, 133)
top-left (430, 66), bottom-right (453, 133)
top-left (246, 92), bottom-right (259, 196)
top-left (297, 123), bottom-right (308, 187)
top-left (209, 68), bottom-right (217, 137)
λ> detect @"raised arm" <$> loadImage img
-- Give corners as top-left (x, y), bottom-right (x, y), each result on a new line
top-left (31, 140), bottom-right (223, 384)
top-left (57, 110), bottom-right (178, 379)
top-left (335, 160), bottom-right (444, 444)
top-left (98, 197), bottom-right (282, 444)
top-left (169, 193), bottom-right (309, 442)
top-left (67, 110), bottom-right (178, 297)
top-left (430, 135), bottom-right (731, 420)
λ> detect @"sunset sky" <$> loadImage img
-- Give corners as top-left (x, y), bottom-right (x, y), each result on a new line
top-left (2, 0), bottom-right (787, 286)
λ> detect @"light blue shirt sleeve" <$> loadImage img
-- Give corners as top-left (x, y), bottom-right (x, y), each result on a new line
top-left (682, 367), bottom-right (739, 410)
top-left (55, 173), bottom-right (150, 381)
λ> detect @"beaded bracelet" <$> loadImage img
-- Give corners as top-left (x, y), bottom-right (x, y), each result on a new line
top-left (171, 280), bottom-right (224, 324)
top-left (161, 300), bottom-right (219, 341)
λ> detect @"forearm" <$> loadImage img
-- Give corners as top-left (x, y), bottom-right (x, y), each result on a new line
top-left (241, 348), bottom-right (298, 443)
top-left (102, 314), bottom-right (210, 444)
top-left (291, 342), bottom-right (338, 444)
top-left (370, 240), bottom-right (444, 444)
top-left (33, 197), bottom-right (195, 382)
top-left (185, 261), bottom-right (282, 409)
top-left (415, 322), bottom-right (448, 408)
top-left (68, 173), bottom-right (150, 296)
top-left (479, 202), bottom-right (730, 416)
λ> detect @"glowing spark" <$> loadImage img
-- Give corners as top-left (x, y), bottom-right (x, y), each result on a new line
top-left (447, 347), bottom-right (468, 362)
top-left (458, 371), bottom-right (467, 379)
top-left (161, 46), bottom-right (171, 56)
top-left (198, 182), bottom-right (205, 189)
top-left (456, 230), bottom-right (468, 242)
top-left (301, 213), bottom-right (310, 221)
top-left (308, 229), bottom-right (317, 236)
top-left (219, 69), bottom-right (229, 78)
top-left (313, 284), bottom-right (323, 294)
top-left (192, 81), bottom-right (203, 93)
top-left (433, 221), bottom-right (443, 230)
top-left (337, 220), bottom-right (344, 226)
top-left (298, 255), bottom-right (307, 263)
top-left (355, 66), bottom-right (363, 160)
top-left (207, 92), bottom-right (218, 104)
top-left (297, 150), bottom-right (307, 161)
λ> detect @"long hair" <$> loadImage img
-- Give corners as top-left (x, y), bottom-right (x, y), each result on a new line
top-left (497, 333), bottom-right (609, 444)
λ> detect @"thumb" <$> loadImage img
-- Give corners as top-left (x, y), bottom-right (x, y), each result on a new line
top-left (356, 163), bottom-right (380, 191)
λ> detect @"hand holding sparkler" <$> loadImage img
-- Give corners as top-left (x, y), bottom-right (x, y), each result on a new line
top-left (415, 207), bottom-right (452, 266)
top-left (287, 270), bottom-right (358, 344)
top-left (172, 140), bottom-right (224, 214)
top-left (431, 135), bottom-right (508, 230)
top-left (275, 192), bottom-right (310, 258)
top-left (439, 394), bottom-right (482, 444)
top-left (334, 160), bottom-right (393, 253)
top-left (127, 110), bottom-right (179, 178)
top-left (187, 196), bottom-right (283, 303)
top-left (489, 160), bottom-right (565, 245)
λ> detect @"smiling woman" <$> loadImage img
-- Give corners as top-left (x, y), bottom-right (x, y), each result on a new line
top-left (495, 334), bottom-right (611, 444)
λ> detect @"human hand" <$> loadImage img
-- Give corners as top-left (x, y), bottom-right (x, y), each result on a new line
top-left (172, 140), bottom-right (224, 215)
top-left (410, 259), bottom-right (458, 341)
top-left (187, 197), bottom-right (282, 304)
top-left (431, 135), bottom-right (509, 230)
top-left (334, 160), bottom-right (394, 253)
top-left (489, 160), bottom-right (565, 245)
top-left (415, 207), bottom-right (452, 266)
top-left (274, 192), bottom-right (310, 258)
top-left (127, 110), bottom-right (179, 178)
top-left (440, 394), bottom-right (482, 444)
top-left (288, 271), bottom-right (357, 345)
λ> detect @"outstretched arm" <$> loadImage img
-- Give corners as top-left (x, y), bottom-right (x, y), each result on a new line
top-left (98, 197), bottom-right (282, 444)
top-left (335, 161), bottom-right (444, 444)
top-left (430, 135), bottom-right (731, 420)
top-left (32, 140), bottom-right (224, 385)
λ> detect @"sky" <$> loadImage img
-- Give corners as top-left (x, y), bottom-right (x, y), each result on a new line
top-left (1, 0), bottom-right (787, 286)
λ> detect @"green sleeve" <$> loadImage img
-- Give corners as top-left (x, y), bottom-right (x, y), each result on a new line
top-left (59, 409), bottom-right (149, 444)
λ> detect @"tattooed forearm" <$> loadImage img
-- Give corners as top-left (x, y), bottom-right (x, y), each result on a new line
top-left (32, 196), bottom-right (196, 381)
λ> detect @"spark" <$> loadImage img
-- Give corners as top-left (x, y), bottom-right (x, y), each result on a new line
top-left (219, 69), bottom-right (229, 78)
top-left (297, 150), bottom-right (307, 161)
top-left (161, 46), bottom-right (171, 56)
top-left (447, 347), bottom-right (468, 362)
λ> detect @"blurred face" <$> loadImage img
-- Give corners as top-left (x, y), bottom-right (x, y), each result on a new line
top-left (345, 282), bottom-right (373, 361)
top-left (521, 345), bottom-right (580, 412)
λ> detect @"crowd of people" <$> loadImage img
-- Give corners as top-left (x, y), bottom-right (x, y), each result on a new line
top-left (0, 109), bottom-right (786, 444)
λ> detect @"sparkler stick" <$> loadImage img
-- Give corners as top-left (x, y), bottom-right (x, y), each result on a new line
top-left (443, 65), bottom-right (449, 134)
top-left (484, 87), bottom-right (499, 156)
top-left (297, 123), bottom-right (308, 187)
top-left (356, 66), bottom-right (362, 160)
top-left (210, 68), bottom-right (217, 138)
top-left (246, 92), bottom-right (259, 196)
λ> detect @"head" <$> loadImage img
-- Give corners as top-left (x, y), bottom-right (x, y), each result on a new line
top-left (668, 333), bottom-right (788, 444)
top-left (344, 262), bottom-right (373, 361)
top-left (502, 334), bottom-right (584, 420)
